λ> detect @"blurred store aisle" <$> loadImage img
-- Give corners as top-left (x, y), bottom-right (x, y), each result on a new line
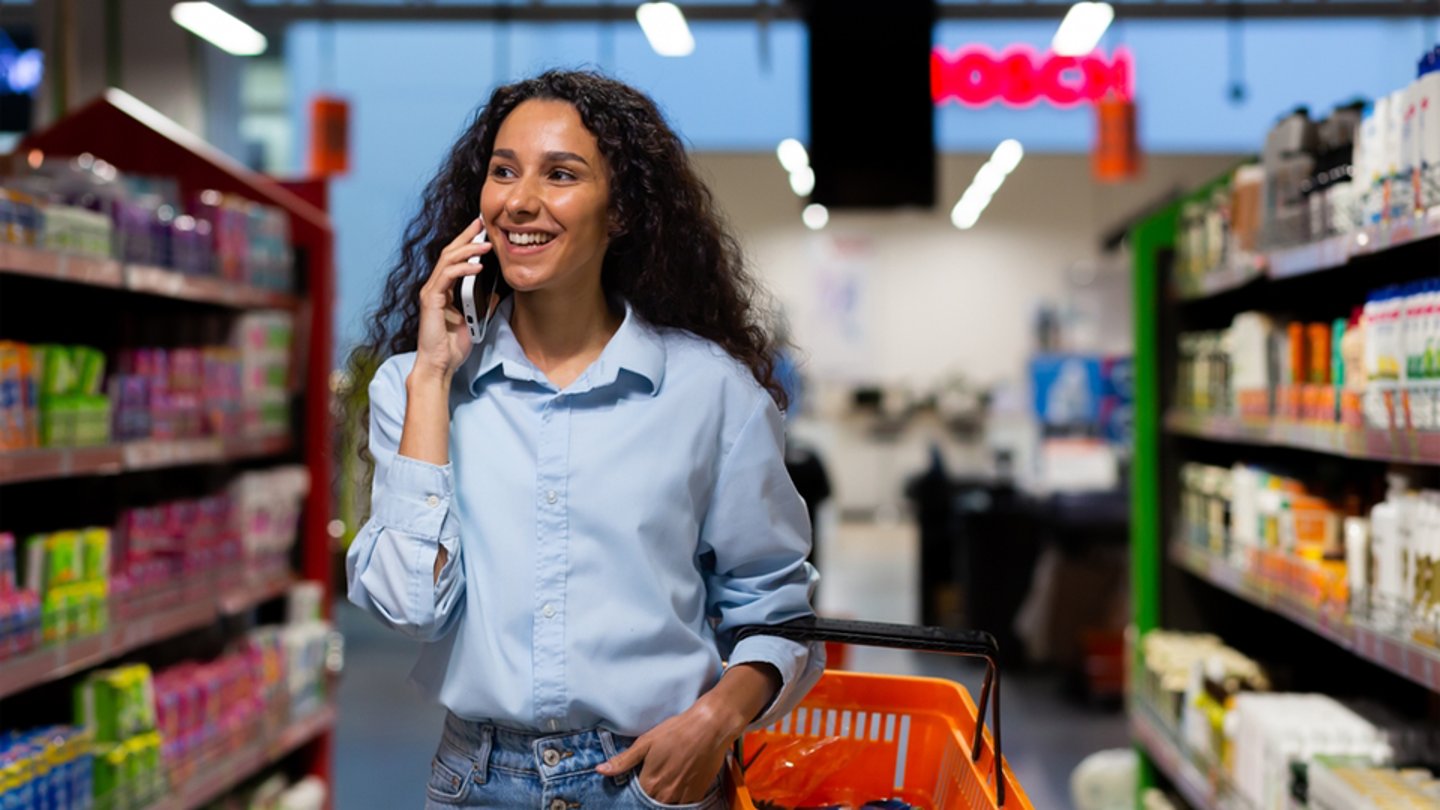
top-left (335, 519), bottom-right (1127, 808)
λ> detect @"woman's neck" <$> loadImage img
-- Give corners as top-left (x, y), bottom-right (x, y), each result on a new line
top-left (509, 283), bottom-right (622, 389)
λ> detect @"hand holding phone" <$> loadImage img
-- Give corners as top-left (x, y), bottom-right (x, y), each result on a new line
top-left (459, 223), bottom-right (501, 344)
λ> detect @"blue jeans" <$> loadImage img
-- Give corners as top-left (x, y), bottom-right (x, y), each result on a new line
top-left (425, 713), bottom-right (728, 809)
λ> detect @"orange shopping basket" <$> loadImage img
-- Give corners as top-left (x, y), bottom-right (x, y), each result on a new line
top-left (727, 619), bottom-right (1034, 810)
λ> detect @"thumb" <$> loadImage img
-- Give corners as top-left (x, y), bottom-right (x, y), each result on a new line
top-left (597, 738), bottom-right (648, 776)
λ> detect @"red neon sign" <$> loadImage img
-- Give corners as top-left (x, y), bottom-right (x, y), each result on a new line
top-left (931, 45), bottom-right (1134, 109)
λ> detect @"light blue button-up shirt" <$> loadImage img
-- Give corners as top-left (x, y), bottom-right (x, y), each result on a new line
top-left (346, 298), bottom-right (823, 737)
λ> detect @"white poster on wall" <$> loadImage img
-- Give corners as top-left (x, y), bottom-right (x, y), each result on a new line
top-left (805, 232), bottom-right (874, 382)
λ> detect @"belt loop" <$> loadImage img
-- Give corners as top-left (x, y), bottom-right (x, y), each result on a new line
top-left (597, 729), bottom-right (629, 785)
top-left (474, 723), bottom-right (493, 785)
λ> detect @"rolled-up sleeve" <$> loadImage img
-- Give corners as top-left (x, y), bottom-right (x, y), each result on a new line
top-left (345, 357), bottom-right (465, 642)
top-left (701, 397), bottom-right (825, 731)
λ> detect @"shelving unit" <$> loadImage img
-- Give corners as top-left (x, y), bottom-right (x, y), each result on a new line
top-left (0, 243), bottom-right (301, 309)
top-left (152, 705), bottom-right (336, 810)
top-left (1130, 184), bottom-right (1440, 806)
top-left (0, 88), bottom-right (336, 801)
top-left (0, 434), bottom-right (293, 485)
top-left (0, 570), bottom-right (294, 700)
top-left (1164, 411), bottom-right (1440, 464)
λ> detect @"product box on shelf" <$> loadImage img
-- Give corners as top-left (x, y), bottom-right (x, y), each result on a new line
top-left (0, 726), bottom-right (95, 810)
top-left (0, 531), bottom-right (40, 659)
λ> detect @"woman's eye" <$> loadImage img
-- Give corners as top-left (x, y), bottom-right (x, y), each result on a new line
top-left (550, 169), bottom-right (577, 182)
top-left (490, 166), bottom-right (516, 179)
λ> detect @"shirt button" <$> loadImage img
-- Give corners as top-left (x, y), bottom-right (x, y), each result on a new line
top-left (546, 490), bottom-right (558, 504)
top-left (425, 494), bottom-right (440, 508)
top-left (542, 748), bottom-right (561, 767)
top-left (542, 603), bottom-right (556, 619)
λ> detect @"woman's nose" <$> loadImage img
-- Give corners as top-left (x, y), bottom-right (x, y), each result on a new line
top-left (504, 178), bottom-right (542, 218)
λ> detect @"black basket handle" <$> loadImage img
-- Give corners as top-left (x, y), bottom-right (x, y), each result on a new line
top-left (734, 617), bottom-right (1009, 806)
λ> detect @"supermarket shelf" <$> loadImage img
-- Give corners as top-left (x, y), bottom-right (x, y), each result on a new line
top-left (0, 243), bottom-right (299, 309)
top-left (154, 705), bottom-right (335, 810)
top-left (1170, 541), bottom-right (1440, 692)
top-left (0, 243), bottom-right (123, 287)
top-left (0, 434), bottom-right (293, 485)
top-left (1180, 208), bottom-right (1440, 299)
top-left (1129, 702), bottom-right (1220, 810)
top-left (0, 570), bottom-right (294, 700)
top-left (1265, 232), bottom-right (1354, 280)
top-left (1175, 254), bottom-right (1266, 300)
top-left (126, 264), bottom-right (298, 309)
top-left (1164, 411), bottom-right (1440, 465)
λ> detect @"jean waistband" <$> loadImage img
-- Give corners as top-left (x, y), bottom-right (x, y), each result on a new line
top-left (441, 712), bottom-right (640, 782)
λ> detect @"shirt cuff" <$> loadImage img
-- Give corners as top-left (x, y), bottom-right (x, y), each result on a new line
top-left (375, 454), bottom-right (455, 539)
top-left (728, 634), bottom-right (826, 731)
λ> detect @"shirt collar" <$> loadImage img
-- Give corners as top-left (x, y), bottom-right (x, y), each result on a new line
top-left (468, 297), bottom-right (666, 396)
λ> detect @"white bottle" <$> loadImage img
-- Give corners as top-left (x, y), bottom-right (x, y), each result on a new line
top-left (1345, 516), bottom-right (1371, 617)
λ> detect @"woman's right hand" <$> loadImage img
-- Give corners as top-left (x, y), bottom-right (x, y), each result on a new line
top-left (413, 217), bottom-right (495, 382)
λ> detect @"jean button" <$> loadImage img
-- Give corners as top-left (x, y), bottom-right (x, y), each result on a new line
top-left (549, 800), bottom-right (568, 810)
top-left (542, 748), bottom-right (561, 767)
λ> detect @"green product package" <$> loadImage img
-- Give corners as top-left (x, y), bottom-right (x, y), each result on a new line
top-left (81, 528), bottom-right (109, 583)
top-left (37, 345), bottom-right (77, 397)
top-left (91, 743), bottom-right (127, 803)
top-left (39, 394), bottom-right (79, 447)
top-left (74, 395), bottom-right (111, 446)
top-left (74, 666), bottom-right (146, 743)
top-left (42, 590), bottom-right (63, 643)
top-left (73, 347), bottom-right (106, 396)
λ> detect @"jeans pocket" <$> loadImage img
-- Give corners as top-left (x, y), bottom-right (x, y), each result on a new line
top-left (627, 772), bottom-right (724, 810)
top-left (425, 742), bottom-right (475, 804)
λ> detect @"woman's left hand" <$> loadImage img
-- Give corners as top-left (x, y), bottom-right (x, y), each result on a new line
top-left (599, 663), bottom-right (780, 804)
top-left (596, 698), bottom-right (736, 804)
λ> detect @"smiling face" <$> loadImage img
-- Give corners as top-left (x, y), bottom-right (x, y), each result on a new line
top-left (481, 99), bottom-right (613, 296)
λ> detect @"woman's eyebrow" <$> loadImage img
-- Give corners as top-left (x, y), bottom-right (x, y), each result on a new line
top-left (491, 148), bottom-right (590, 167)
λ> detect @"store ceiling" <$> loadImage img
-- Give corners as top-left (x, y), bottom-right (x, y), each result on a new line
top-left (234, 0), bottom-right (1440, 21)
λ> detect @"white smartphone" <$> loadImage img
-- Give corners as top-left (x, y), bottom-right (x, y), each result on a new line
top-left (459, 226), bottom-right (500, 344)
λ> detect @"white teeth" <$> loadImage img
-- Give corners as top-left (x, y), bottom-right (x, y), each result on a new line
top-left (507, 231), bottom-right (555, 246)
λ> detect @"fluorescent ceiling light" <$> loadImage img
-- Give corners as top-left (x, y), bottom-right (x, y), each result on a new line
top-left (803, 203), bottom-right (829, 231)
top-left (636, 3), bottom-right (695, 57)
top-left (789, 166), bottom-right (816, 197)
top-left (776, 138), bottom-right (809, 173)
top-left (1052, 2), bottom-right (1114, 57)
top-left (951, 139), bottom-right (1024, 230)
top-left (171, 2), bottom-right (267, 56)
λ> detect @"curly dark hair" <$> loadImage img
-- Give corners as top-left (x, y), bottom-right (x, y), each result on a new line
top-left (348, 69), bottom-right (787, 424)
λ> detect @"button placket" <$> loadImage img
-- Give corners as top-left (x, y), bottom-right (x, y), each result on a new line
top-left (532, 396), bottom-right (571, 730)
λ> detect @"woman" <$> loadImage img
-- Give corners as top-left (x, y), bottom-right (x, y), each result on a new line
top-left (346, 70), bottom-right (823, 810)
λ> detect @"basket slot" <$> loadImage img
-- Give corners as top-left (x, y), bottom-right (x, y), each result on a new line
top-left (825, 709), bottom-right (838, 738)
top-left (869, 712), bottom-right (882, 741)
top-left (933, 729), bottom-right (962, 807)
top-left (839, 709), bottom-right (853, 739)
top-left (894, 714), bottom-right (912, 790)
top-left (809, 708), bottom-right (823, 737)
top-left (779, 711), bottom-right (791, 736)
top-left (884, 713), bottom-right (896, 742)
